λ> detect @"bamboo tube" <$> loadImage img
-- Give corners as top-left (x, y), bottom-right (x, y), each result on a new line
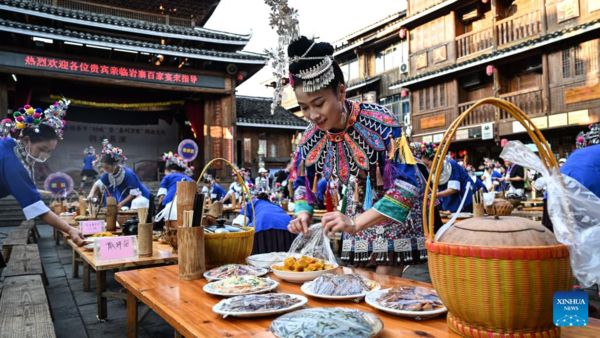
top-left (78, 195), bottom-right (87, 216)
top-left (473, 196), bottom-right (485, 218)
top-left (178, 226), bottom-right (205, 280)
top-left (137, 207), bottom-right (149, 225)
top-left (105, 197), bottom-right (117, 231)
top-left (231, 191), bottom-right (237, 209)
top-left (176, 181), bottom-right (197, 227)
top-left (138, 223), bottom-right (153, 257)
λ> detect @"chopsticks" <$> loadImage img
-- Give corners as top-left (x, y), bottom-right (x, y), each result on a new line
top-left (182, 210), bottom-right (194, 228)
top-left (473, 188), bottom-right (484, 204)
top-left (192, 193), bottom-right (205, 228)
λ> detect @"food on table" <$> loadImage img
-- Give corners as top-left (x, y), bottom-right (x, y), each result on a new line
top-left (205, 264), bottom-right (267, 280)
top-left (271, 256), bottom-right (334, 272)
top-left (89, 232), bottom-right (116, 238)
top-left (210, 276), bottom-right (272, 294)
top-left (246, 252), bottom-right (288, 269)
top-left (74, 215), bottom-right (89, 221)
top-left (375, 285), bottom-right (444, 311)
top-left (306, 274), bottom-right (378, 296)
top-left (218, 294), bottom-right (301, 313)
top-left (271, 307), bottom-right (383, 338)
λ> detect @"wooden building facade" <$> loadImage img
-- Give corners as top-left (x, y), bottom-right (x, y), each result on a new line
top-left (0, 0), bottom-right (266, 180)
top-left (392, 0), bottom-right (600, 164)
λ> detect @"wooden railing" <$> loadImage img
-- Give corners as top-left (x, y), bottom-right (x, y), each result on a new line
top-left (32, 0), bottom-right (194, 28)
top-left (458, 100), bottom-right (496, 126)
top-left (496, 10), bottom-right (541, 46)
top-left (499, 87), bottom-right (543, 118)
top-left (456, 28), bottom-right (493, 58)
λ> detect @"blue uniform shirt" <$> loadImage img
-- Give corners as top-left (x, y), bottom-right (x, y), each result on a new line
top-left (158, 173), bottom-right (194, 206)
top-left (98, 167), bottom-right (150, 207)
top-left (561, 144), bottom-right (600, 198)
top-left (239, 199), bottom-right (293, 233)
top-left (0, 138), bottom-right (50, 219)
top-left (439, 159), bottom-right (474, 212)
top-left (83, 156), bottom-right (96, 170)
top-left (209, 184), bottom-right (227, 202)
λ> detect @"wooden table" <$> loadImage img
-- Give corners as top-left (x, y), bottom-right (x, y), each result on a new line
top-left (67, 239), bottom-right (178, 321)
top-left (511, 210), bottom-right (544, 221)
top-left (115, 265), bottom-right (600, 338)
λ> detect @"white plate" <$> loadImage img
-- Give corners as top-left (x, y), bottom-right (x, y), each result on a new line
top-left (203, 278), bottom-right (278, 297)
top-left (270, 257), bottom-right (338, 283)
top-left (365, 288), bottom-right (447, 320)
top-left (246, 252), bottom-right (288, 269)
top-left (203, 265), bottom-right (269, 282)
top-left (446, 212), bottom-right (473, 219)
top-left (83, 244), bottom-right (94, 251)
top-left (301, 280), bottom-right (381, 300)
top-left (212, 294), bottom-right (307, 318)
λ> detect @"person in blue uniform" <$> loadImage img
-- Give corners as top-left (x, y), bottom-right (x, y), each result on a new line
top-left (234, 192), bottom-right (296, 255)
top-left (87, 140), bottom-right (150, 210)
top-left (466, 164), bottom-right (488, 193)
top-left (0, 102), bottom-right (85, 269)
top-left (419, 142), bottom-right (473, 213)
top-left (203, 177), bottom-right (227, 202)
top-left (79, 146), bottom-right (98, 193)
top-left (157, 152), bottom-right (195, 206)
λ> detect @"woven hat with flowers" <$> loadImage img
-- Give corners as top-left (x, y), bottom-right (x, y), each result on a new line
top-left (417, 141), bottom-right (438, 159)
top-left (163, 151), bottom-right (194, 177)
top-left (1, 98), bottom-right (69, 140)
top-left (576, 123), bottom-right (600, 149)
top-left (93, 139), bottom-right (127, 168)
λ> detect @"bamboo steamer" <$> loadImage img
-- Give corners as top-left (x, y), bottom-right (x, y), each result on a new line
top-left (485, 198), bottom-right (513, 216)
top-left (423, 98), bottom-right (572, 338)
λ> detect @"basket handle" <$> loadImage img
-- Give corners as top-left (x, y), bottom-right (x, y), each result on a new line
top-left (423, 98), bottom-right (559, 241)
top-left (196, 158), bottom-right (256, 228)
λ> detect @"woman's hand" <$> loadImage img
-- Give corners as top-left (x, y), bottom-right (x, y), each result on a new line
top-left (322, 211), bottom-right (357, 237)
top-left (288, 211), bottom-right (312, 234)
top-left (86, 193), bottom-right (94, 203)
top-left (68, 227), bottom-right (85, 246)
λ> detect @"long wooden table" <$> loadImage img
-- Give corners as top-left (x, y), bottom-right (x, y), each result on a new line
top-left (115, 265), bottom-right (600, 338)
top-left (67, 239), bottom-right (178, 321)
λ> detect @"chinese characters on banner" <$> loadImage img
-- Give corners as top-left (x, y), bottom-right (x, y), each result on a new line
top-left (25, 55), bottom-right (201, 86)
top-left (213, 100), bottom-right (223, 169)
top-left (416, 53), bottom-right (428, 69)
top-left (557, 0), bottom-right (580, 23)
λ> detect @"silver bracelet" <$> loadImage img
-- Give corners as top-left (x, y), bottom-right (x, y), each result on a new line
top-left (349, 218), bottom-right (356, 233)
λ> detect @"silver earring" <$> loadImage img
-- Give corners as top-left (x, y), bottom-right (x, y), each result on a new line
top-left (340, 103), bottom-right (348, 125)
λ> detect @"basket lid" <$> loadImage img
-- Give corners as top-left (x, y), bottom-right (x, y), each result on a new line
top-left (438, 216), bottom-right (559, 247)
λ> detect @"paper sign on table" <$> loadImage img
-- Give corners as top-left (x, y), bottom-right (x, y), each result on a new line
top-left (81, 220), bottom-right (104, 235)
top-left (95, 236), bottom-right (138, 261)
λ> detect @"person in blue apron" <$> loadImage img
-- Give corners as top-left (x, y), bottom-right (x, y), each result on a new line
top-left (79, 146), bottom-right (98, 193)
top-left (0, 101), bottom-right (85, 269)
top-left (203, 176), bottom-right (227, 202)
top-left (418, 142), bottom-right (473, 213)
top-left (87, 140), bottom-right (150, 210)
top-left (234, 192), bottom-right (296, 255)
top-left (157, 152), bottom-right (195, 206)
top-left (466, 164), bottom-right (488, 193)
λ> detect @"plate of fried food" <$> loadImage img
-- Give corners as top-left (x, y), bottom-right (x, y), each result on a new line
top-left (301, 273), bottom-right (380, 301)
top-left (271, 255), bottom-right (337, 283)
top-left (203, 275), bottom-right (278, 297)
top-left (87, 232), bottom-right (117, 238)
top-left (365, 285), bottom-right (447, 320)
top-left (212, 293), bottom-right (307, 318)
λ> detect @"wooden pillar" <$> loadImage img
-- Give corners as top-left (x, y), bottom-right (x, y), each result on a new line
top-left (491, 0), bottom-right (498, 51)
top-left (541, 53), bottom-right (551, 113)
top-left (0, 81), bottom-right (7, 120)
top-left (540, 0), bottom-right (548, 35)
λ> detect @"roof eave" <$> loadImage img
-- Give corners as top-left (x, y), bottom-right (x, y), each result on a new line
top-left (236, 122), bottom-right (307, 130)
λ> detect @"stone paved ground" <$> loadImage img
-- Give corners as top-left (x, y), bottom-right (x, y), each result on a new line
top-left (1, 224), bottom-right (598, 337)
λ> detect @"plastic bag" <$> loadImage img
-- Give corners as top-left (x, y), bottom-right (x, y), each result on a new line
top-left (483, 192), bottom-right (495, 207)
top-left (131, 194), bottom-right (149, 210)
top-left (154, 196), bottom-right (177, 221)
top-left (286, 223), bottom-right (337, 264)
top-left (501, 141), bottom-right (600, 288)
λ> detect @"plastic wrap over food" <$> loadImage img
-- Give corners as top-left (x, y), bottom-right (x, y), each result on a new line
top-left (307, 273), bottom-right (375, 296)
top-left (500, 141), bottom-right (600, 287)
top-left (270, 307), bottom-right (383, 338)
top-left (286, 223), bottom-right (337, 264)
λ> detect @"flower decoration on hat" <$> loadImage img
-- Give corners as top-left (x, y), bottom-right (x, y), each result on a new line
top-left (93, 139), bottom-right (127, 167)
top-left (1, 98), bottom-right (69, 139)
top-left (163, 151), bottom-right (194, 177)
top-left (465, 164), bottom-right (475, 172)
top-left (576, 123), bottom-right (600, 149)
top-left (417, 141), bottom-right (437, 159)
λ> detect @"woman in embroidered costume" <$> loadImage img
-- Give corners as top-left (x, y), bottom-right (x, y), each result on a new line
top-left (286, 37), bottom-right (427, 276)
top-left (87, 140), bottom-right (150, 210)
top-left (157, 151), bottom-right (195, 206)
top-left (0, 100), bottom-right (85, 269)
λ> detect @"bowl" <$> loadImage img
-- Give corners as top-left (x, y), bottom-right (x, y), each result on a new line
top-left (270, 257), bottom-right (338, 283)
top-left (246, 252), bottom-right (288, 269)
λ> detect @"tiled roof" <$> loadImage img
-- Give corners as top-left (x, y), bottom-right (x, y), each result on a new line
top-left (389, 19), bottom-right (600, 89)
top-left (236, 97), bottom-right (309, 128)
top-left (0, 0), bottom-right (250, 45)
top-left (0, 18), bottom-right (267, 64)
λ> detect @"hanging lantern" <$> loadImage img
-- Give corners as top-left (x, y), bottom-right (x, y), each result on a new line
top-left (501, 138), bottom-right (509, 147)
top-left (237, 73), bottom-right (244, 82)
top-left (401, 89), bottom-right (408, 98)
top-left (486, 65), bottom-right (494, 76)
top-left (399, 28), bottom-right (407, 39)
top-left (482, 0), bottom-right (489, 3)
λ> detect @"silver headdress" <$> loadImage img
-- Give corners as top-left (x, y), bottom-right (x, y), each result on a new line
top-left (289, 41), bottom-right (335, 93)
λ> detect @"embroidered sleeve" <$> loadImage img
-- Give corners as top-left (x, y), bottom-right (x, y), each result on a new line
top-left (373, 180), bottom-right (419, 224)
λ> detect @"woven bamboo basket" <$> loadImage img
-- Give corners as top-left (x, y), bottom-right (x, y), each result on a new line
top-left (423, 98), bottom-right (573, 338)
top-left (198, 158), bottom-right (256, 269)
top-left (485, 198), bottom-right (514, 216)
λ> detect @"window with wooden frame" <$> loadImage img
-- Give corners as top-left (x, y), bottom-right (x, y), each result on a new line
top-left (432, 86), bottom-right (438, 108)
top-left (426, 88), bottom-right (431, 110)
top-left (562, 49), bottom-right (571, 78)
top-left (440, 84), bottom-right (446, 106)
top-left (419, 91), bottom-right (424, 111)
top-left (419, 83), bottom-right (448, 112)
top-left (561, 40), bottom-right (600, 79)
top-left (574, 46), bottom-right (584, 76)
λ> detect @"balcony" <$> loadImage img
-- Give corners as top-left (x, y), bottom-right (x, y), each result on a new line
top-left (455, 10), bottom-right (542, 59)
top-left (458, 87), bottom-right (543, 126)
top-left (496, 10), bottom-right (542, 47)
